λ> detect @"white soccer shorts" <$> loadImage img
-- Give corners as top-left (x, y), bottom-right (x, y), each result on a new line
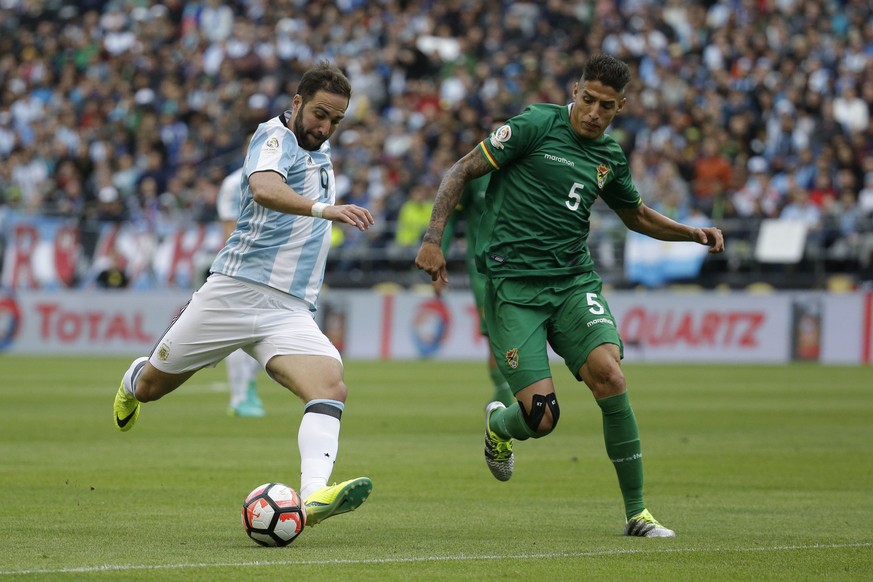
top-left (149, 273), bottom-right (341, 374)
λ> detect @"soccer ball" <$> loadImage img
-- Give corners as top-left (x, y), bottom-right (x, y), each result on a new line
top-left (241, 482), bottom-right (306, 546)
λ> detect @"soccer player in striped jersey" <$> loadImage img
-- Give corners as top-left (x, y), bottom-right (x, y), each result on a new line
top-left (416, 54), bottom-right (724, 537)
top-left (114, 62), bottom-right (375, 526)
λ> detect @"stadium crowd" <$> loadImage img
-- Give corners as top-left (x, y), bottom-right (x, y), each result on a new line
top-left (1, 0), bottom-right (872, 286)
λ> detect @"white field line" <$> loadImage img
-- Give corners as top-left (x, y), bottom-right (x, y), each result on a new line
top-left (1, 542), bottom-right (870, 576)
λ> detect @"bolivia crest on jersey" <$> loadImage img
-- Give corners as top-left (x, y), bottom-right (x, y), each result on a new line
top-left (596, 164), bottom-right (610, 189)
top-left (505, 347), bottom-right (519, 369)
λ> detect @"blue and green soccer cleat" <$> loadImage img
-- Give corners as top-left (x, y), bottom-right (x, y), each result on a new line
top-left (227, 398), bottom-right (266, 418)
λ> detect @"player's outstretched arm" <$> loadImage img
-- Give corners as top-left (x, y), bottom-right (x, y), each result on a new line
top-left (614, 203), bottom-right (724, 253)
top-left (415, 149), bottom-right (492, 283)
top-left (249, 170), bottom-right (374, 231)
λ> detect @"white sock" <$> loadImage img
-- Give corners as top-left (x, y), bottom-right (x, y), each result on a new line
top-left (298, 400), bottom-right (343, 500)
top-left (226, 349), bottom-right (258, 407)
top-left (123, 356), bottom-right (149, 398)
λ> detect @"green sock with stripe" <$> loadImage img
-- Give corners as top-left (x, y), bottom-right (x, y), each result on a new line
top-left (596, 392), bottom-right (646, 519)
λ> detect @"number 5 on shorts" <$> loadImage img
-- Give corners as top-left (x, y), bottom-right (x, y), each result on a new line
top-left (586, 292), bottom-right (605, 315)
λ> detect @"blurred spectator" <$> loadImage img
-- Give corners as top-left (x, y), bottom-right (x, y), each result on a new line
top-left (793, 148), bottom-right (818, 189)
top-left (96, 186), bottom-right (127, 222)
top-left (9, 146), bottom-right (49, 212)
top-left (691, 136), bottom-right (732, 218)
top-left (650, 162), bottom-right (692, 221)
top-left (196, 0), bottom-right (235, 44)
top-left (390, 183), bottom-right (433, 258)
top-left (0, 112), bottom-right (15, 157)
top-left (95, 248), bottom-right (130, 290)
top-left (808, 171), bottom-right (838, 209)
top-left (827, 188), bottom-right (873, 272)
top-left (733, 157), bottom-right (783, 218)
top-left (764, 106), bottom-right (805, 169)
top-left (858, 173), bottom-right (873, 218)
top-left (832, 84), bottom-right (869, 136)
top-left (780, 184), bottom-right (823, 246)
top-left (112, 153), bottom-right (141, 200)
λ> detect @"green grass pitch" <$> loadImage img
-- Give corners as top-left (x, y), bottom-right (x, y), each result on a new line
top-left (0, 356), bottom-right (871, 581)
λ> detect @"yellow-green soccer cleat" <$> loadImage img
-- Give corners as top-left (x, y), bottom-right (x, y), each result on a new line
top-left (113, 381), bottom-right (140, 432)
top-left (484, 401), bottom-right (514, 481)
top-left (114, 356), bottom-right (147, 432)
top-left (624, 509), bottom-right (676, 538)
top-left (304, 477), bottom-right (373, 526)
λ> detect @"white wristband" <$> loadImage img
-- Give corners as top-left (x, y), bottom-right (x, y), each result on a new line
top-left (311, 202), bottom-right (328, 218)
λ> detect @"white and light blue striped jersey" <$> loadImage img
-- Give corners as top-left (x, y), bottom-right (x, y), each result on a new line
top-left (211, 111), bottom-right (336, 311)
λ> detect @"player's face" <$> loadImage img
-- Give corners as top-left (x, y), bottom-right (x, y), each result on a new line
top-left (291, 90), bottom-right (348, 151)
top-left (570, 80), bottom-right (626, 139)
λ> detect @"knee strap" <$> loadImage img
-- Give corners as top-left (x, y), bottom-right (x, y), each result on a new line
top-left (521, 393), bottom-right (560, 436)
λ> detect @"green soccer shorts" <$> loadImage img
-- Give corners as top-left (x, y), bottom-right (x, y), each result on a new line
top-left (483, 271), bottom-right (624, 393)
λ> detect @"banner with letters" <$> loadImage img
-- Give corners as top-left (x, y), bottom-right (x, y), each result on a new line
top-left (0, 290), bottom-right (192, 355)
top-left (1, 214), bottom-right (80, 290)
top-left (1, 288), bottom-right (870, 365)
top-left (334, 289), bottom-right (871, 365)
top-left (1, 213), bottom-right (224, 290)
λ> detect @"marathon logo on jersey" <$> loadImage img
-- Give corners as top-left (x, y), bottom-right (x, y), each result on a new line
top-left (544, 153), bottom-right (574, 167)
top-left (489, 124), bottom-right (512, 150)
top-left (505, 347), bottom-right (519, 369)
top-left (264, 137), bottom-right (279, 150)
top-left (596, 164), bottom-right (610, 189)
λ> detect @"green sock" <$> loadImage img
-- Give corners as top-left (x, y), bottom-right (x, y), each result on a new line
top-left (489, 402), bottom-right (538, 441)
top-left (596, 392), bottom-right (645, 520)
top-left (488, 367), bottom-right (514, 407)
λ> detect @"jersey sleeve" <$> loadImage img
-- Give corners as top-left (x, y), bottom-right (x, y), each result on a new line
top-left (477, 106), bottom-right (545, 170)
top-left (245, 123), bottom-right (297, 181)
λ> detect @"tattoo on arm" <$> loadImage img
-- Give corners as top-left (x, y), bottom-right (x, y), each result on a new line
top-left (423, 149), bottom-right (492, 245)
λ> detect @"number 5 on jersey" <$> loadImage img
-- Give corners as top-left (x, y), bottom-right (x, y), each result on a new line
top-left (566, 182), bottom-right (585, 211)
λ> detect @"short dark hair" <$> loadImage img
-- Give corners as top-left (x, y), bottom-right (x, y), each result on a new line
top-left (297, 61), bottom-right (352, 103)
top-left (581, 54), bottom-right (631, 93)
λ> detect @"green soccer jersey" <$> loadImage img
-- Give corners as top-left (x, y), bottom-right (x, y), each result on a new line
top-left (475, 103), bottom-right (641, 278)
top-left (442, 173), bottom-right (491, 264)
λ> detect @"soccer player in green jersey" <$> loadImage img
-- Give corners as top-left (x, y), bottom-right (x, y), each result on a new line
top-left (435, 172), bottom-right (514, 408)
top-left (415, 54), bottom-right (724, 538)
